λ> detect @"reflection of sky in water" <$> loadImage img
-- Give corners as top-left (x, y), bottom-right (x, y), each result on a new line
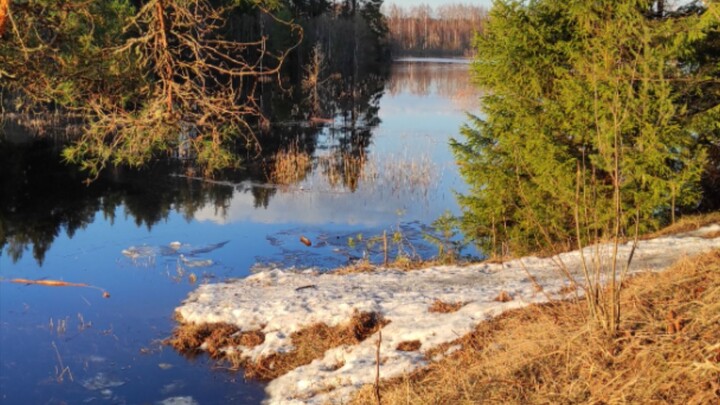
top-left (196, 62), bottom-right (480, 227)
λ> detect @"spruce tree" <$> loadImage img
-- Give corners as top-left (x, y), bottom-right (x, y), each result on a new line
top-left (453, 0), bottom-right (720, 257)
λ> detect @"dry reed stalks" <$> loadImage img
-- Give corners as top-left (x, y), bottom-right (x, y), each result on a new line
top-left (316, 151), bottom-right (438, 196)
top-left (350, 250), bottom-right (720, 405)
top-left (269, 143), bottom-right (312, 185)
top-left (167, 311), bottom-right (388, 381)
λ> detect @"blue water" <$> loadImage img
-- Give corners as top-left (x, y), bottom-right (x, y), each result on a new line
top-left (0, 61), bottom-right (479, 404)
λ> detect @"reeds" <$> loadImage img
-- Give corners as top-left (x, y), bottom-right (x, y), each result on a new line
top-left (279, 147), bottom-right (438, 196)
top-left (268, 143), bottom-right (312, 185)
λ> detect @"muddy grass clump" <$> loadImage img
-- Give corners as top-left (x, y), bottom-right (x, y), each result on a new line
top-left (168, 310), bottom-right (389, 381)
top-left (428, 299), bottom-right (466, 313)
top-left (351, 250), bottom-right (720, 405)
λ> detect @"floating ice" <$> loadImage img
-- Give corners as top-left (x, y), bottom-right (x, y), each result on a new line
top-left (81, 372), bottom-right (125, 391)
top-left (121, 241), bottom-right (228, 267)
top-left (156, 396), bottom-right (198, 405)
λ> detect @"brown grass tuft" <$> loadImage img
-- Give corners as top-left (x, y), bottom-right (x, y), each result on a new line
top-left (168, 311), bottom-right (389, 381)
top-left (428, 299), bottom-right (466, 313)
top-left (269, 143), bottom-right (312, 185)
top-left (334, 260), bottom-right (377, 275)
top-left (166, 322), bottom-right (265, 358)
top-left (243, 310), bottom-right (389, 380)
top-left (645, 212), bottom-right (720, 238)
top-left (396, 340), bottom-right (422, 352)
top-left (493, 290), bottom-right (513, 302)
top-left (351, 250), bottom-right (720, 405)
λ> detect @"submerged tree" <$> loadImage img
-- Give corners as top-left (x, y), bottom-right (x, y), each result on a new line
top-left (453, 0), bottom-right (720, 332)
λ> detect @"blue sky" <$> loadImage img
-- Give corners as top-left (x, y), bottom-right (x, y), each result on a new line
top-left (386, 0), bottom-right (493, 9)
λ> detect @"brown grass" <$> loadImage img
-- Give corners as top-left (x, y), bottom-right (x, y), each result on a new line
top-left (334, 260), bottom-right (377, 275)
top-left (645, 212), bottom-right (720, 239)
top-left (350, 250), bottom-right (720, 405)
top-left (397, 340), bottom-right (423, 352)
top-left (166, 322), bottom-right (265, 358)
top-left (428, 299), bottom-right (466, 313)
top-left (493, 290), bottom-right (513, 302)
top-left (269, 143), bottom-right (312, 185)
top-left (167, 311), bottom-right (388, 381)
top-left (334, 258), bottom-right (469, 275)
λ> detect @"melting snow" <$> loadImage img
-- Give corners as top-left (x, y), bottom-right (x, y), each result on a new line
top-left (175, 225), bottom-right (720, 404)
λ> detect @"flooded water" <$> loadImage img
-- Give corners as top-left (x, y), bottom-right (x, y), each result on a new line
top-left (0, 60), bottom-right (480, 404)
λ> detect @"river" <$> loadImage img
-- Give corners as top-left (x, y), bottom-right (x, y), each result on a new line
top-left (0, 59), bottom-right (479, 404)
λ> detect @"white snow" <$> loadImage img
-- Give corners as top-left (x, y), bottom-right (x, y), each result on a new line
top-left (174, 224), bottom-right (720, 404)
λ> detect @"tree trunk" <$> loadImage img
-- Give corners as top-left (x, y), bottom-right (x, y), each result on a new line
top-left (155, 0), bottom-right (173, 113)
top-left (0, 0), bottom-right (10, 38)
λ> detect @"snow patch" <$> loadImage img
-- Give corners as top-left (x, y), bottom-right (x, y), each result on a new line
top-left (174, 225), bottom-right (720, 404)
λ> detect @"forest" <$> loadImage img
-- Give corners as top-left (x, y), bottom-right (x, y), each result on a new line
top-left (385, 3), bottom-right (487, 56)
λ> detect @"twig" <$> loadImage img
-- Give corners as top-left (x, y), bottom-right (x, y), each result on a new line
top-left (374, 329), bottom-right (382, 405)
top-left (51, 341), bottom-right (74, 383)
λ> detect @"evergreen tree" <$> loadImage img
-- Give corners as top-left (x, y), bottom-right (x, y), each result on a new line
top-left (453, 0), bottom-right (720, 257)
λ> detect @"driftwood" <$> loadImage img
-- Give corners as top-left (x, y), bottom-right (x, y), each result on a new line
top-left (7, 278), bottom-right (110, 298)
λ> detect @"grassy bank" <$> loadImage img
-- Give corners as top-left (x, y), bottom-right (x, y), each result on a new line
top-left (350, 249), bottom-right (720, 404)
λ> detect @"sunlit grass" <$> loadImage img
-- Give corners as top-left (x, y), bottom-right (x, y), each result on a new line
top-left (350, 249), bottom-right (720, 405)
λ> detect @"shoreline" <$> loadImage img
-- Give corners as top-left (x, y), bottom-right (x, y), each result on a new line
top-left (168, 223), bottom-right (720, 404)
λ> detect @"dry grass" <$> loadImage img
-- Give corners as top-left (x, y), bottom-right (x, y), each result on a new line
top-left (428, 299), bottom-right (466, 313)
top-left (167, 311), bottom-right (388, 381)
top-left (493, 290), bottom-right (513, 302)
top-left (334, 257), bottom-right (467, 275)
top-left (351, 250), bottom-right (720, 405)
top-left (165, 322), bottom-right (265, 357)
top-left (645, 212), bottom-right (720, 239)
top-left (334, 260), bottom-right (378, 275)
top-left (269, 143), bottom-right (312, 185)
top-left (317, 151), bottom-right (437, 195)
top-left (397, 340), bottom-right (422, 352)
top-left (318, 152), bottom-right (375, 191)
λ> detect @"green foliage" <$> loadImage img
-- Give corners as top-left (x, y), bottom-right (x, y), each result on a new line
top-left (453, 0), bottom-right (720, 257)
top-left (422, 211), bottom-right (466, 264)
top-left (2, 0), bottom-right (302, 179)
top-left (1, 0), bottom-right (135, 107)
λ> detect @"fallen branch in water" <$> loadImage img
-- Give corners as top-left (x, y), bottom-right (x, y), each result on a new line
top-left (6, 278), bottom-right (110, 298)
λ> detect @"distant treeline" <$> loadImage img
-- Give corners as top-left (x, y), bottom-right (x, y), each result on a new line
top-left (385, 3), bottom-right (487, 57)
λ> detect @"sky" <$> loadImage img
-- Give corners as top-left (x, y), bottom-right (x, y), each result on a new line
top-left (386, 0), bottom-right (493, 10)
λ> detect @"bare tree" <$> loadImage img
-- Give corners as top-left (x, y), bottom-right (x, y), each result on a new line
top-left (385, 3), bottom-right (487, 56)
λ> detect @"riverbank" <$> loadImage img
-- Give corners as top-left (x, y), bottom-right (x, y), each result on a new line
top-left (350, 248), bottom-right (720, 404)
top-left (168, 221), bottom-right (720, 404)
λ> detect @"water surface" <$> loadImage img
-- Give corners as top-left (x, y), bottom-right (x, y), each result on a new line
top-left (0, 60), bottom-right (480, 404)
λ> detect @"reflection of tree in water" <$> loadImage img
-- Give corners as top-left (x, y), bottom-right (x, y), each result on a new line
top-left (0, 135), bottom-right (234, 265)
top-left (386, 62), bottom-right (473, 101)
top-left (263, 70), bottom-right (387, 192)
top-left (1, 68), bottom-right (388, 266)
